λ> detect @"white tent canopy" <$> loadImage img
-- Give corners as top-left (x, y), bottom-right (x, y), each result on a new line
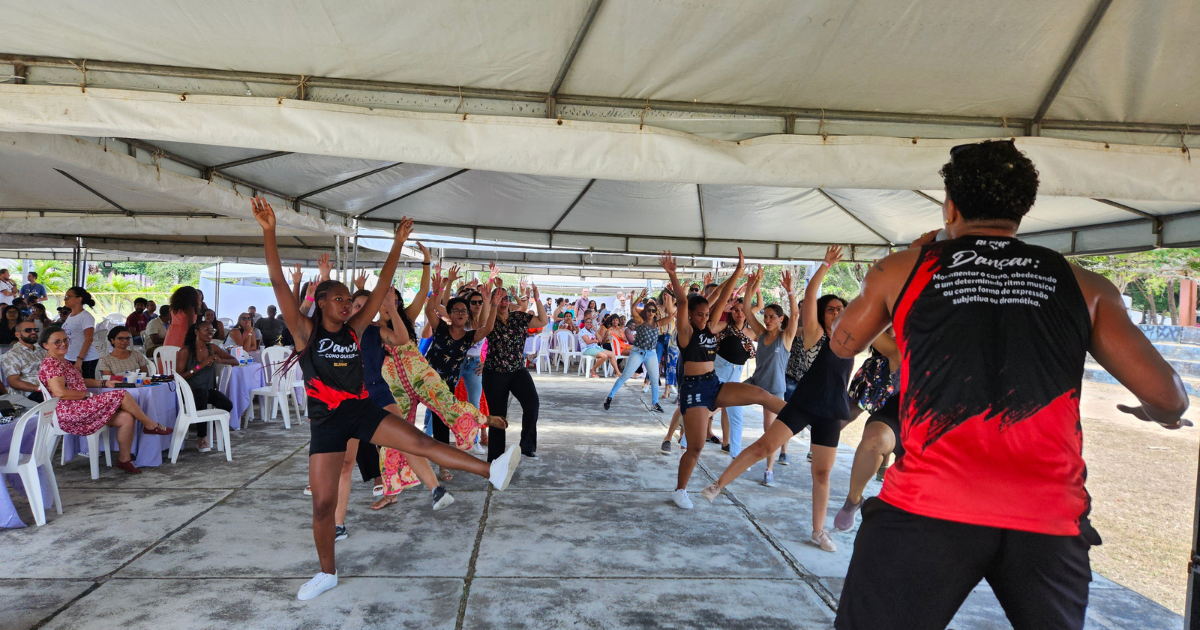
top-left (0, 0), bottom-right (1197, 263)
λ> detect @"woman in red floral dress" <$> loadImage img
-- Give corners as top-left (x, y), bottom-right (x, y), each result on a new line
top-left (38, 326), bottom-right (173, 474)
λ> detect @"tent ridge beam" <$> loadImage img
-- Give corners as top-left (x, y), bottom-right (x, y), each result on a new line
top-left (1091, 198), bottom-right (1157, 220)
top-left (913, 190), bottom-right (942, 207)
top-left (206, 150), bottom-right (292, 174)
top-left (54, 168), bottom-right (133, 217)
top-left (546, 0), bottom-right (604, 117)
top-left (117, 137), bottom-right (349, 221)
top-left (697, 184), bottom-right (707, 240)
top-left (7, 53), bottom-right (1196, 135)
top-left (550, 178), bottom-right (596, 233)
top-left (358, 168), bottom-right (470, 218)
top-left (816, 188), bottom-right (892, 245)
top-left (1032, 0), bottom-right (1113, 125)
top-left (295, 162), bottom-right (404, 202)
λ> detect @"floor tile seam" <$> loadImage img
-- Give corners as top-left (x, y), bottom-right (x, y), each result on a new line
top-left (455, 486), bottom-right (493, 630)
top-left (28, 440), bottom-right (311, 629)
top-left (28, 582), bottom-right (101, 630)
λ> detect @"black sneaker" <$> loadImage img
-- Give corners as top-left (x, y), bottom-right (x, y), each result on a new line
top-left (721, 444), bottom-right (730, 454)
top-left (650, 403), bottom-right (664, 413)
top-left (334, 525), bottom-right (348, 542)
top-left (432, 486), bottom-right (455, 511)
top-left (660, 440), bottom-right (671, 455)
top-left (707, 436), bottom-right (721, 445)
top-left (603, 397), bottom-right (612, 410)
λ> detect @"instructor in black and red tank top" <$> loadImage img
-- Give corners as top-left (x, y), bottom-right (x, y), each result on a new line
top-left (828, 140), bottom-right (1188, 630)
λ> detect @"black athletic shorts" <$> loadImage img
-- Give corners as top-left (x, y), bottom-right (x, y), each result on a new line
top-left (778, 405), bottom-right (841, 448)
top-left (863, 396), bottom-right (903, 457)
top-left (836, 498), bottom-right (1092, 630)
top-left (309, 398), bottom-right (390, 456)
top-left (679, 371), bottom-right (723, 412)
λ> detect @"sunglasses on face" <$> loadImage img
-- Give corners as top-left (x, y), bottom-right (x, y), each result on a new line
top-left (17, 328), bottom-right (36, 334)
top-left (470, 300), bottom-right (484, 306)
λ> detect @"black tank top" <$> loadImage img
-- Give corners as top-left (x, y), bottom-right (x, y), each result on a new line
top-left (300, 324), bottom-right (369, 425)
top-left (880, 235), bottom-right (1093, 537)
top-left (789, 335), bottom-right (854, 419)
top-left (717, 327), bottom-right (753, 365)
top-left (680, 326), bottom-right (719, 366)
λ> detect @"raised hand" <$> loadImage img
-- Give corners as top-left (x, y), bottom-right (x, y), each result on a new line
top-left (317, 253), bottom-right (332, 280)
top-left (395, 217), bottom-right (415, 245)
top-left (290, 263), bottom-right (303, 285)
top-left (532, 283), bottom-right (541, 301)
top-left (704, 271), bottom-right (714, 286)
top-left (781, 269), bottom-right (794, 293)
top-left (251, 197), bottom-right (276, 230)
top-left (658, 251), bottom-right (678, 276)
top-left (416, 240), bottom-right (430, 262)
top-left (353, 271), bottom-right (368, 291)
top-left (735, 247), bottom-right (745, 274)
top-left (447, 264), bottom-right (461, 286)
top-left (489, 261), bottom-right (499, 282)
top-left (430, 273), bottom-right (443, 295)
top-left (824, 245), bottom-right (844, 267)
top-left (305, 277), bottom-right (318, 299)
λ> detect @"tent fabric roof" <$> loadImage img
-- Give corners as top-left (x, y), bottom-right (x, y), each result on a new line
top-left (0, 1), bottom-right (1197, 265)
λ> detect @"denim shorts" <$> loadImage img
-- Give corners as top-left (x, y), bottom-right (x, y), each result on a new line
top-left (679, 371), bottom-right (723, 412)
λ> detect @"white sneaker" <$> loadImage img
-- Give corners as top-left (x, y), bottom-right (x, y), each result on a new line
top-left (811, 529), bottom-right (837, 553)
top-left (297, 571), bottom-right (338, 600)
top-left (642, 384), bottom-right (651, 392)
top-left (672, 489), bottom-right (693, 509)
top-left (303, 486), bottom-right (312, 496)
top-left (489, 445), bottom-right (522, 491)
top-left (471, 443), bottom-right (486, 456)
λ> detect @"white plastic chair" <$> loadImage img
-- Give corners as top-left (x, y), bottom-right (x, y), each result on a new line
top-left (104, 313), bottom-right (126, 326)
top-left (153, 345), bottom-right (180, 376)
top-left (251, 346), bottom-right (296, 429)
top-left (551, 329), bottom-right (580, 373)
top-left (1, 399), bottom-right (62, 526)
top-left (169, 374), bottom-right (232, 463)
top-left (218, 317), bottom-right (235, 330)
top-left (39, 383), bottom-right (111, 479)
top-left (533, 330), bottom-right (553, 374)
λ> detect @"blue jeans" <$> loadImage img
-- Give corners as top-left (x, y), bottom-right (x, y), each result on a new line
top-left (785, 376), bottom-right (799, 402)
top-left (714, 355), bottom-right (745, 456)
top-left (608, 346), bottom-right (660, 405)
top-left (460, 356), bottom-right (483, 407)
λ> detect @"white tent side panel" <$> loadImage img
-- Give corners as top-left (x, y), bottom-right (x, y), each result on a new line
top-left (0, 86), bottom-right (1197, 203)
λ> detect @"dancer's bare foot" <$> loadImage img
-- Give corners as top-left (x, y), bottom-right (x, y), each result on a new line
top-left (372, 495), bottom-right (398, 510)
top-left (486, 415), bottom-right (509, 429)
top-left (439, 466), bottom-right (454, 482)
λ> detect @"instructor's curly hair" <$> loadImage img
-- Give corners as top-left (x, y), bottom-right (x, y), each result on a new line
top-left (940, 140), bottom-right (1039, 225)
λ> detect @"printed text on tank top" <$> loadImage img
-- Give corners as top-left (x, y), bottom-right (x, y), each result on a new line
top-left (300, 324), bottom-right (369, 424)
top-left (681, 326), bottom-right (718, 367)
top-left (882, 235), bottom-right (1093, 537)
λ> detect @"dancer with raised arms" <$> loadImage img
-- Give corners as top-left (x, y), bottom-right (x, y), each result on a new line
top-left (252, 197), bottom-right (521, 602)
top-left (660, 249), bottom-right (786, 509)
top-left (702, 246), bottom-right (851, 554)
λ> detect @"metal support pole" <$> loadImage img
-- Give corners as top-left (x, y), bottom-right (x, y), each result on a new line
top-left (334, 236), bottom-right (343, 282)
top-left (214, 262), bottom-right (221, 317)
top-left (351, 219), bottom-right (360, 278)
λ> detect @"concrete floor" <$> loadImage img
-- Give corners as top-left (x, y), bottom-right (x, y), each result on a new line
top-left (1, 374), bottom-right (1184, 630)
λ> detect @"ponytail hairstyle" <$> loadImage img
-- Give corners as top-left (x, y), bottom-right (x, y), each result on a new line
top-left (391, 291), bottom-right (418, 340)
top-left (764, 303), bottom-right (788, 331)
top-left (67, 286), bottom-right (96, 308)
top-left (815, 294), bottom-right (847, 334)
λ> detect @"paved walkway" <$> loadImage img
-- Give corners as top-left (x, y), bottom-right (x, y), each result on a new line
top-left (1, 375), bottom-right (1183, 629)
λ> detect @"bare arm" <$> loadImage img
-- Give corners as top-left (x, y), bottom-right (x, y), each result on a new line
top-left (7, 374), bottom-right (39, 393)
top-left (528, 284), bottom-right (549, 329)
top-left (290, 263), bottom-right (303, 305)
top-left (251, 197), bottom-right (312, 350)
top-left (474, 290), bottom-right (502, 339)
top-left (377, 288), bottom-right (411, 347)
top-left (349, 218), bottom-right (414, 336)
top-left (76, 326), bottom-right (94, 371)
top-left (661, 252), bottom-right (692, 346)
top-left (405, 243), bottom-right (433, 323)
top-left (708, 248), bottom-right (744, 329)
top-left (781, 268), bottom-right (801, 348)
top-left (45, 375), bottom-right (93, 400)
top-left (802, 246), bottom-right (843, 348)
top-left (741, 267), bottom-right (767, 337)
top-left (1078, 266), bottom-right (1189, 427)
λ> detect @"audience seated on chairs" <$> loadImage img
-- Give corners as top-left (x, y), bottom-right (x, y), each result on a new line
top-left (124, 297), bottom-right (150, 344)
top-left (228, 312), bottom-right (262, 351)
top-left (1, 320), bottom-right (46, 403)
top-left (143, 305), bottom-right (171, 357)
top-left (37, 326), bottom-right (172, 475)
top-left (145, 300), bottom-right (158, 321)
top-left (254, 305), bottom-right (285, 347)
top-left (176, 321), bottom-right (238, 454)
top-left (97, 326), bottom-right (151, 378)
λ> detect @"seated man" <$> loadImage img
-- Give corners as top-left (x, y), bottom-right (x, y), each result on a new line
top-left (0, 320), bottom-right (47, 403)
top-left (254, 305), bottom-right (285, 347)
top-left (145, 300), bottom-right (158, 321)
top-left (125, 297), bottom-right (150, 344)
top-left (19, 271), bottom-right (47, 303)
top-left (143, 304), bottom-right (171, 357)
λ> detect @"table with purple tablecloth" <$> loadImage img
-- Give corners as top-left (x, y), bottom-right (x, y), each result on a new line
top-left (0, 409), bottom-right (55, 528)
top-left (223, 362), bottom-right (265, 430)
top-left (63, 383), bottom-right (179, 468)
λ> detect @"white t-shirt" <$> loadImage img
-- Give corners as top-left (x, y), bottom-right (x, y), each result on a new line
top-left (63, 310), bottom-right (100, 361)
top-left (0, 279), bottom-right (14, 305)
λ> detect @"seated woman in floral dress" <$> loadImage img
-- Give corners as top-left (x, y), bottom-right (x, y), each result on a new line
top-left (38, 326), bottom-right (173, 475)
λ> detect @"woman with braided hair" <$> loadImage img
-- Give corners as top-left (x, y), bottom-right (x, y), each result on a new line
top-left (253, 197), bottom-right (522, 602)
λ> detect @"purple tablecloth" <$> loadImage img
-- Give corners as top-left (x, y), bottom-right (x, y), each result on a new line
top-left (224, 363), bottom-right (265, 430)
top-left (63, 383), bottom-right (179, 468)
top-left (0, 411), bottom-right (55, 529)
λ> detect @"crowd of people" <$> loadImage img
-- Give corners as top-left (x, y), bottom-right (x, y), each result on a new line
top-left (2, 140), bottom-right (1192, 627)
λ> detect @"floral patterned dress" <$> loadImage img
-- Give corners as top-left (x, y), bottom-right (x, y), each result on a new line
top-left (378, 341), bottom-right (492, 496)
top-left (38, 357), bottom-right (122, 436)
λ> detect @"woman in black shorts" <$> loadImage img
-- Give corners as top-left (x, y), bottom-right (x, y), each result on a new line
top-left (252, 197), bottom-right (522, 602)
top-left (660, 250), bottom-right (786, 510)
top-left (834, 330), bottom-right (902, 532)
top-left (703, 246), bottom-right (850, 553)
